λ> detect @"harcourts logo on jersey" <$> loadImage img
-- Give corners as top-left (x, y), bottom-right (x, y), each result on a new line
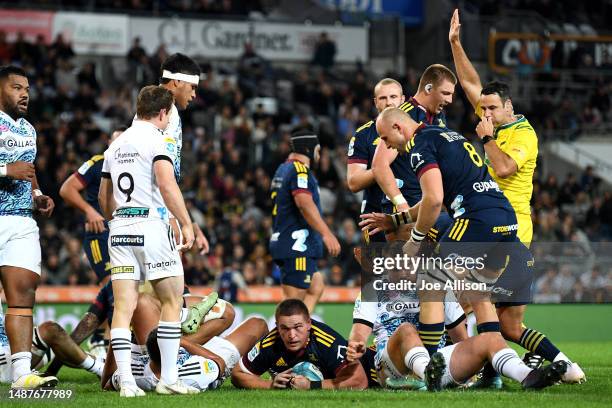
top-left (110, 235), bottom-right (144, 246)
top-left (145, 259), bottom-right (178, 270)
top-left (0, 135), bottom-right (35, 151)
top-left (472, 180), bottom-right (501, 193)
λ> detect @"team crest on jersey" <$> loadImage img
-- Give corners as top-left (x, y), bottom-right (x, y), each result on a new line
top-left (297, 173), bottom-right (308, 189)
top-left (78, 160), bottom-right (93, 175)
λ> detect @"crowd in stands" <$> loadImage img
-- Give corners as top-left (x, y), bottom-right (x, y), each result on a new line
top-left (0, 29), bottom-right (610, 301)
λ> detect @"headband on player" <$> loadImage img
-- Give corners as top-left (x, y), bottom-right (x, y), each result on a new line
top-left (290, 132), bottom-right (320, 161)
top-left (162, 70), bottom-right (200, 85)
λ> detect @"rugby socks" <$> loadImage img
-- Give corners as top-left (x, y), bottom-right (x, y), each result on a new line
top-left (418, 322), bottom-right (445, 355)
top-left (404, 346), bottom-right (430, 380)
top-left (11, 351), bottom-right (32, 381)
top-left (477, 322), bottom-right (502, 379)
top-left (110, 328), bottom-right (135, 385)
top-left (157, 321), bottom-right (181, 385)
top-left (91, 328), bottom-right (105, 344)
top-left (79, 354), bottom-right (104, 377)
top-left (492, 348), bottom-right (531, 383)
top-left (519, 328), bottom-right (562, 362)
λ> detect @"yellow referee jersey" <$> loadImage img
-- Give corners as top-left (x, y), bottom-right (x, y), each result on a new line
top-left (476, 108), bottom-right (538, 217)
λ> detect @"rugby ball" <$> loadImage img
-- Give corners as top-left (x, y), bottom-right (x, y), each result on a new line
top-left (292, 361), bottom-right (324, 381)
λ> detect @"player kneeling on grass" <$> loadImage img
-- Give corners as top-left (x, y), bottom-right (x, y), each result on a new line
top-left (231, 299), bottom-right (370, 390)
top-left (0, 318), bottom-right (104, 384)
top-left (378, 325), bottom-right (567, 391)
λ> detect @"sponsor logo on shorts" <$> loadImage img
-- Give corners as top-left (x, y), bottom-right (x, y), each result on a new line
top-left (492, 224), bottom-right (519, 233)
top-left (473, 180), bottom-right (501, 193)
top-left (110, 235), bottom-right (144, 246)
top-left (114, 207), bottom-right (149, 218)
top-left (111, 266), bottom-right (135, 274)
top-left (145, 259), bottom-right (178, 270)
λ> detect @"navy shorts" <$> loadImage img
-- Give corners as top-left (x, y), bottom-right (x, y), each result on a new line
top-left (83, 231), bottom-right (111, 282)
top-left (492, 242), bottom-right (535, 306)
top-left (438, 208), bottom-right (518, 271)
top-left (276, 257), bottom-right (318, 289)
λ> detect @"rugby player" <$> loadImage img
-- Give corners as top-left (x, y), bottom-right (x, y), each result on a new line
top-left (99, 86), bottom-right (195, 396)
top-left (232, 299), bottom-right (371, 390)
top-left (0, 65), bottom-right (57, 389)
top-left (270, 131), bottom-right (340, 312)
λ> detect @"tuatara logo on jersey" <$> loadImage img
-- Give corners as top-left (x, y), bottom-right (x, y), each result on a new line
top-left (492, 224), bottom-right (519, 234)
top-left (110, 235), bottom-right (144, 246)
top-left (0, 135), bottom-right (35, 151)
top-left (145, 259), bottom-right (178, 270)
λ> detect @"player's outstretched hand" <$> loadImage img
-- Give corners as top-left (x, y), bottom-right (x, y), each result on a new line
top-left (449, 8), bottom-right (461, 43)
top-left (347, 340), bottom-right (366, 362)
top-left (178, 225), bottom-right (195, 252)
top-left (359, 212), bottom-right (394, 235)
top-left (476, 116), bottom-right (495, 139)
top-left (7, 161), bottom-right (35, 181)
top-left (323, 232), bottom-right (341, 257)
top-left (85, 208), bottom-right (106, 233)
top-left (289, 375), bottom-right (311, 390)
top-left (272, 369), bottom-right (293, 389)
top-left (35, 194), bottom-right (54, 217)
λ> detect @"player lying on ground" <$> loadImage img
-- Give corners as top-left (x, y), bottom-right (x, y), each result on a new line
top-left (101, 290), bottom-right (264, 393)
top-left (0, 317), bottom-right (104, 383)
top-left (232, 299), bottom-right (372, 390)
top-left (349, 322), bottom-right (567, 391)
top-left (43, 280), bottom-right (220, 378)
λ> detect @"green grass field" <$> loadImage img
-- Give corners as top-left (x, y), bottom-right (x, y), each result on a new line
top-left (1, 305), bottom-right (611, 407)
top-left (1, 341), bottom-right (610, 407)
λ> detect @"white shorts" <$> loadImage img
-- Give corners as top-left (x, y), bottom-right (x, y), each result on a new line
top-left (0, 216), bottom-right (41, 275)
top-left (203, 336), bottom-right (240, 378)
top-left (108, 219), bottom-right (183, 281)
top-left (438, 344), bottom-right (464, 388)
top-left (375, 340), bottom-right (405, 385)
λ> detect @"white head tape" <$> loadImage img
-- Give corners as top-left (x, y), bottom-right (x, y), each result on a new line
top-left (425, 83), bottom-right (433, 93)
top-left (162, 70), bottom-right (199, 85)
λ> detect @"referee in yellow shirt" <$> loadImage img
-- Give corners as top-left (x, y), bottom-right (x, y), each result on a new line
top-left (449, 9), bottom-right (584, 385)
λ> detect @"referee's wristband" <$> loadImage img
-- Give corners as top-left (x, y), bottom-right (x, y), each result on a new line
top-left (0, 163), bottom-right (7, 177)
top-left (310, 381), bottom-right (322, 390)
top-left (391, 194), bottom-right (407, 206)
top-left (410, 227), bottom-right (426, 242)
top-left (481, 135), bottom-right (494, 145)
top-left (391, 211), bottom-right (412, 228)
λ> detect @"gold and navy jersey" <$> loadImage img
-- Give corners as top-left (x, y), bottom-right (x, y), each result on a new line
top-left (406, 124), bottom-right (514, 218)
top-left (385, 98), bottom-right (448, 207)
top-left (347, 119), bottom-right (384, 214)
top-left (74, 154), bottom-right (105, 215)
top-left (241, 320), bottom-right (347, 379)
top-left (475, 105), bottom-right (538, 216)
top-left (269, 160), bottom-right (323, 260)
top-left (241, 319), bottom-right (377, 386)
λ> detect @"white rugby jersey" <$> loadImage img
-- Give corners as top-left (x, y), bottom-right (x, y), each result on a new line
top-left (136, 347), bottom-right (221, 392)
top-left (102, 120), bottom-right (177, 222)
top-left (352, 288), bottom-right (464, 351)
top-left (0, 110), bottom-right (37, 216)
top-left (133, 104), bottom-right (182, 181)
